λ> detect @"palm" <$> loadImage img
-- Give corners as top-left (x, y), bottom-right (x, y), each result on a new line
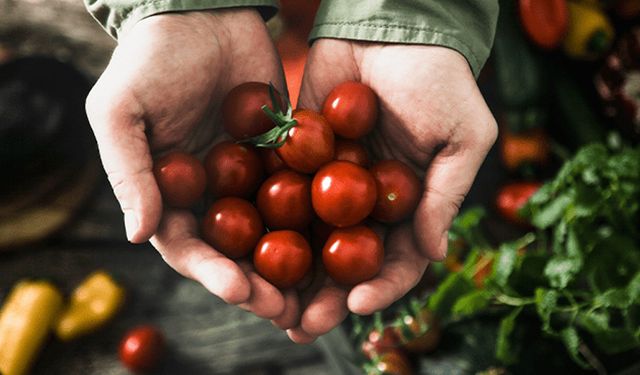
top-left (285, 39), bottom-right (497, 342)
top-left (102, 10), bottom-right (284, 155)
top-left (87, 9), bottom-right (289, 318)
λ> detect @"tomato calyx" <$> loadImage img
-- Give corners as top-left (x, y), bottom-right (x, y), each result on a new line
top-left (245, 83), bottom-right (298, 148)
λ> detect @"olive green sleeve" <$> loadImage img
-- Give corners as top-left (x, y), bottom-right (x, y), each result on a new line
top-left (84, 0), bottom-right (278, 40)
top-left (310, 0), bottom-right (499, 77)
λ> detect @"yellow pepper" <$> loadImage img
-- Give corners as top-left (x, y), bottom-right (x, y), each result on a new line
top-left (0, 280), bottom-right (63, 375)
top-left (563, 1), bottom-right (615, 60)
top-left (54, 270), bottom-right (125, 341)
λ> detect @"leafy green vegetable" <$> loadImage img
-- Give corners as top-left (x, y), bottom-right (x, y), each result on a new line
top-left (424, 143), bottom-right (640, 370)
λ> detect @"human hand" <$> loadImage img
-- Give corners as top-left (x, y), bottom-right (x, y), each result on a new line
top-left (85, 9), bottom-right (290, 319)
top-left (283, 40), bottom-right (498, 343)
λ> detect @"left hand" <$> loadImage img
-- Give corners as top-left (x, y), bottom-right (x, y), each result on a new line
top-left (278, 39), bottom-right (497, 343)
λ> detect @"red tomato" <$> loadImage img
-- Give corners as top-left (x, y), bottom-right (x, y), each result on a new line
top-left (222, 82), bottom-right (283, 140)
top-left (259, 148), bottom-right (287, 175)
top-left (322, 81), bottom-right (378, 139)
top-left (334, 139), bottom-right (370, 167)
top-left (496, 181), bottom-right (542, 226)
top-left (361, 327), bottom-right (400, 360)
top-left (368, 349), bottom-right (412, 375)
top-left (394, 309), bottom-right (441, 354)
top-left (322, 225), bottom-right (383, 286)
top-left (276, 109), bottom-right (335, 173)
top-left (202, 198), bottom-right (263, 259)
top-left (370, 160), bottom-right (422, 223)
top-left (519, 0), bottom-right (568, 49)
top-left (119, 325), bottom-right (165, 373)
top-left (204, 141), bottom-right (264, 199)
top-left (153, 152), bottom-right (206, 208)
top-left (253, 230), bottom-right (312, 289)
top-left (312, 161), bottom-right (377, 227)
top-left (256, 170), bottom-right (313, 231)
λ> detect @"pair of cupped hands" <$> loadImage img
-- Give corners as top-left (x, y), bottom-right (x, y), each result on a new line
top-left (86, 9), bottom-right (497, 343)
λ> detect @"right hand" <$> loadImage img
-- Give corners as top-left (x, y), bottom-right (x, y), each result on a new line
top-left (86, 9), bottom-right (290, 320)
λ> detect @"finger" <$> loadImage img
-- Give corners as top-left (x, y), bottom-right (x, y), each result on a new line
top-left (271, 290), bottom-right (301, 330)
top-left (348, 224), bottom-right (429, 315)
top-left (150, 209), bottom-right (251, 304)
top-left (86, 73), bottom-right (161, 243)
top-left (299, 282), bottom-right (349, 337)
top-left (286, 328), bottom-right (317, 344)
top-left (298, 39), bottom-right (358, 111)
top-left (237, 263), bottom-right (286, 320)
top-left (414, 115), bottom-right (497, 260)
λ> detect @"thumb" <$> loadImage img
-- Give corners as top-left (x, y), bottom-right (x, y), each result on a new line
top-left (86, 78), bottom-right (162, 243)
top-left (414, 121), bottom-right (497, 261)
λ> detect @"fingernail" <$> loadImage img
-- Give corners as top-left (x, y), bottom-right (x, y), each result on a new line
top-left (438, 231), bottom-right (449, 259)
top-left (124, 211), bottom-right (138, 242)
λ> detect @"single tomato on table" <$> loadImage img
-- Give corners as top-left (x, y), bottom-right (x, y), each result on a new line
top-left (201, 197), bottom-right (263, 259)
top-left (153, 152), bottom-right (206, 208)
top-left (119, 325), bottom-right (166, 373)
top-left (370, 160), bottom-right (422, 223)
top-left (322, 81), bottom-right (378, 139)
top-left (222, 82), bottom-right (283, 140)
top-left (322, 225), bottom-right (384, 286)
top-left (204, 141), bottom-right (264, 199)
top-left (312, 161), bottom-right (377, 227)
top-left (253, 230), bottom-right (312, 289)
top-left (256, 170), bottom-right (313, 231)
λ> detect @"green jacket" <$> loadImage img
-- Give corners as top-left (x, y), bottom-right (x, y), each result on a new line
top-left (84, 0), bottom-right (498, 77)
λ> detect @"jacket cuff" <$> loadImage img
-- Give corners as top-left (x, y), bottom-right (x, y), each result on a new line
top-left (309, 0), bottom-right (499, 78)
top-left (84, 0), bottom-right (278, 40)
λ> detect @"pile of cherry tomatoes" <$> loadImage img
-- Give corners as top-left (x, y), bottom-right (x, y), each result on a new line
top-left (153, 81), bottom-right (421, 289)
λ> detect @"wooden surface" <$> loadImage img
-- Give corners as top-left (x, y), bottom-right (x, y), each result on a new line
top-left (0, 212), bottom-right (334, 374)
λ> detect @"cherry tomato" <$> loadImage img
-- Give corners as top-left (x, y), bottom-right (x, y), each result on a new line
top-left (276, 109), bottom-right (334, 173)
top-left (394, 308), bottom-right (441, 354)
top-left (253, 230), bottom-right (312, 289)
top-left (202, 197), bottom-right (263, 259)
top-left (334, 138), bottom-right (370, 167)
top-left (259, 148), bottom-right (287, 175)
top-left (370, 160), bottom-right (422, 223)
top-left (322, 81), bottom-right (378, 139)
top-left (256, 170), bottom-right (313, 231)
top-left (312, 161), bottom-right (377, 227)
top-left (367, 349), bottom-right (412, 375)
top-left (204, 141), bottom-right (264, 199)
top-left (496, 181), bottom-right (542, 226)
top-left (361, 326), bottom-right (400, 360)
top-left (322, 225), bottom-right (383, 286)
top-left (519, 0), bottom-right (568, 50)
top-left (153, 152), bottom-right (206, 208)
top-left (222, 82), bottom-right (283, 140)
top-left (119, 325), bottom-right (165, 373)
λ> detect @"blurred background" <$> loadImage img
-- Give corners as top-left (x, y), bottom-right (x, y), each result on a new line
top-left (0, 0), bottom-right (639, 374)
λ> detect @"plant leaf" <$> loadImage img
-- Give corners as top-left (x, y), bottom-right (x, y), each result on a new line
top-left (535, 288), bottom-right (558, 334)
top-left (428, 272), bottom-right (475, 318)
top-left (451, 290), bottom-right (492, 317)
top-left (496, 306), bottom-right (523, 365)
top-left (559, 327), bottom-right (590, 369)
top-left (544, 254), bottom-right (582, 289)
top-left (530, 192), bottom-right (572, 229)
